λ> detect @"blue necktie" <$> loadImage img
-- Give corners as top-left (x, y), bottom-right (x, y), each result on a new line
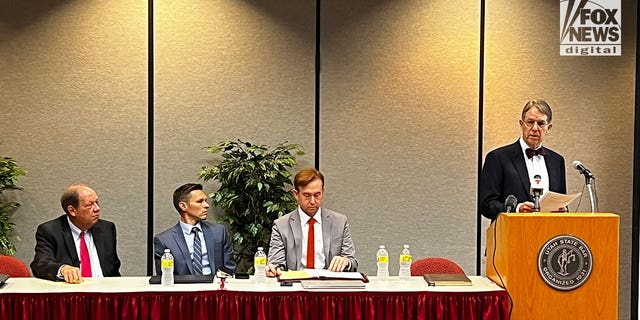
top-left (192, 227), bottom-right (203, 275)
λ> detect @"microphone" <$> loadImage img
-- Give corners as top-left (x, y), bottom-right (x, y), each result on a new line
top-left (530, 175), bottom-right (543, 212)
top-left (572, 160), bottom-right (594, 178)
top-left (504, 195), bottom-right (517, 213)
top-left (530, 174), bottom-right (543, 195)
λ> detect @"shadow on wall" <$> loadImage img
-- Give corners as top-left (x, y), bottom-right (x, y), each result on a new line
top-left (241, 0), bottom-right (317, 43)
top-left (0, 0), bottom-right (71, 32)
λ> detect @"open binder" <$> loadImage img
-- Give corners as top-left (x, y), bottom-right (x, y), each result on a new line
top-left (277, 269), bottom-right (369, 283)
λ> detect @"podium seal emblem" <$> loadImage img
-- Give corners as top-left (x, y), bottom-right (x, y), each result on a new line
top-left (537, 234), bottom-right (593, 291)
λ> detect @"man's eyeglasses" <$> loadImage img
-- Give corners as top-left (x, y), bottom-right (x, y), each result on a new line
top-left (522, 120), bottom-right (549, 128)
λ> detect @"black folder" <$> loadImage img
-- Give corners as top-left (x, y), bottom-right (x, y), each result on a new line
top-left (423, 273), bottom-right (472, 286)
top-left (148, 274), bottom-right (214, 284)
top-left (0, 274), bottom-right (9, 288)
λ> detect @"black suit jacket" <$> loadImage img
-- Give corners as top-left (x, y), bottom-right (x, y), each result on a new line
top-left (479, 140), bottom-right (567, 220)
top-left (30, 215), bottom-right (121, 281)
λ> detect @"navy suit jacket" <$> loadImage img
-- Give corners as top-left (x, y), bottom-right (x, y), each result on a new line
top-left (479, 140), bottom-right (567, 220)
top-left (30, 215), bottom-right (121, 281)
top-left (153, 221), bottom-right (236, 275)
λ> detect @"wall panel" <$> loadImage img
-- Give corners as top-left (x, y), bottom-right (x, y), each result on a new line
top-left (321, 0), bottom-right (481, 276)
top-left (0, 0), bottom-right (148, 276)
top-left (153, 0), bottom-right (316, 265)
top-left (484, 0), bottom-right (636, 318)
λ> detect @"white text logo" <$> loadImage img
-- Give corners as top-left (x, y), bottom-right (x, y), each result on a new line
top-left (560, 0), bottom-right (621, 56)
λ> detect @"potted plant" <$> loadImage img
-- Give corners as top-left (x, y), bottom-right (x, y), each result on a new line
top-left (0, 156), bottom-right (27, 255)
top-left (198, 139), bottom-right (304, 272)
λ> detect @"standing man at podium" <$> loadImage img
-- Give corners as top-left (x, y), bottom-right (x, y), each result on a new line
top-left (479, 99), bottom-right (567, 220)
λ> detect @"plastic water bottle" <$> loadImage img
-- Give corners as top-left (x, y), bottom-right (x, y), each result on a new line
top-left (398, 244), bottom-right (412, 280)
top-left (254, 246), bottom-right (267, 283)
top-left (161, 248), bottom-right (174, 286)
top-left (376, 245), bottom-right (389, 280)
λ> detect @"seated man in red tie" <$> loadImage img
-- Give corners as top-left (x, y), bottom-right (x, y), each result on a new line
top-left (31, 184), bottom-right (121, 283)
top-left (265, 168), bottom-right (358, 277)
top-left (153, 183), bottom-right (236, 276)
top-left (479, 99), bottom-right (568, 221)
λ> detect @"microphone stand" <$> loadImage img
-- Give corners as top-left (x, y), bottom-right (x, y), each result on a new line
top-left (584, 174), bottom-right (598, 213)
top-left (532, 192), bottom-right (541, 212)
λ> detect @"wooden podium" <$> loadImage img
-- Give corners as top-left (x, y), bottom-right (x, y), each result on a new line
top-left (486, 213), bottom-right (619, 319)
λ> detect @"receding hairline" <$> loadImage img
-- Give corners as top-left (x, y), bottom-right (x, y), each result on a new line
top-left (60, 183), bottom-right (96, 214)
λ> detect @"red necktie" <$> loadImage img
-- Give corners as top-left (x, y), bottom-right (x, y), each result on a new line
top-left (80, 231), bottom-right (92, 277)
top-left (306, 218), bottom-right (316, 269)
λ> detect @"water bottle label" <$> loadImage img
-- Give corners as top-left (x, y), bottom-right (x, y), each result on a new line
top-left (377, 256), bottom-right (389, 263)
top-left (399, 255), bottom-right (412, 263)
top-left (254, 257), bottom-right (267, 265)
top-left (161, 259), bottom-right (174, 268)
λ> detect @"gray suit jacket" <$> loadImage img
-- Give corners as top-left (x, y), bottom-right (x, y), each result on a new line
top-left (153, 221), bottom-right (236, 276)
top-left (267, 208), bottom-right (358, 271)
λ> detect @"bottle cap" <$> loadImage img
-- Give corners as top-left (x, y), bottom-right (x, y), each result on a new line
top-left (379, 245), bottom-right (385, 249)
top-left (164, 248), bottom-right (170, 253)
top-left (258, 247), bottom-right (263, 250)
top-left (403, 244), bottom-right (409, 248)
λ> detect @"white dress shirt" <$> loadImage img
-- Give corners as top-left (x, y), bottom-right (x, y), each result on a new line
top-left (179, 221), bottom-right (212, 275)
top-left (299, 207), bottom-right (325, 269)
top-left (66, 217), bottom-right (104, 278)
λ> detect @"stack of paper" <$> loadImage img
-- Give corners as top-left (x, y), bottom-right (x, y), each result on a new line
top-left (301, 280), bottom-right (366, 289)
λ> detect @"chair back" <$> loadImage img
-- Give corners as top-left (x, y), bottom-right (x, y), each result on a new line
top-left (410, 257), bottom-right (465, 276)
top-left (0, 255), bottom-right (31, 277)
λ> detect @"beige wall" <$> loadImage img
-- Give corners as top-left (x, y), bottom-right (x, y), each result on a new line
top-left (483, 1), bottom-right (636, 319)
top-left (0, 0), bottom-right (148, 277)
top-left (320, 0), bottom-right (480, 277)
top-left (153, 0), bottom-right (316, 248)
top-left (0, 0), bottom-right (636, 318)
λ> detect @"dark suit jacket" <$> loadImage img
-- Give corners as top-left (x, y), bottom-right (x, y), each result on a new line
top-left (479, 140), bottom-right (567, 220)
top-left (153, 221), bottom-right (236, 276)
top-left (267, 207), bottom-right (358, 271)
top-left (30, 215), bottom-right (121, 281)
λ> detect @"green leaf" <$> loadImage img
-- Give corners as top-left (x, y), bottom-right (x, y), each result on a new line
top-left (198, 140), bottom-right (304, 272)
top-left (0, 156), bottom-right (26, 256)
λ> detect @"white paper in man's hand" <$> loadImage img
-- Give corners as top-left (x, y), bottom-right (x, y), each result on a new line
top-left (540, 191), bottom-right (581, 212)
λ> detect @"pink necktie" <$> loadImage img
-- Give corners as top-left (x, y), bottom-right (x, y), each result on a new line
top-left (306, 218), bottom-right (316, 269)
top-left (80, 231), bottom-right (92, 277)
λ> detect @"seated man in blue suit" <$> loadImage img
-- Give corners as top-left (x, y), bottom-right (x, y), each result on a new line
top-left (154, 183), bottom-right (236, 275)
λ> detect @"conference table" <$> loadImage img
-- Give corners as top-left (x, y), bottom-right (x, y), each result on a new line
top-left (0, 275), bottom-right (509, 320)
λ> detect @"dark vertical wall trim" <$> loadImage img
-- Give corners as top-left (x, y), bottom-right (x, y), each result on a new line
top-left (314, 0), bottom-right (321, 169)
top-left (147, 0), bottom-right (155, 276)
top-left (631, 2), bottom-right (640, 317)
top-left (475, 0), bottom-right (486, 275)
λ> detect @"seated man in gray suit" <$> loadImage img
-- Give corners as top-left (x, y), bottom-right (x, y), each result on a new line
top-left (154, 183), bottom-right (236, 275)
top-left (266, 168), bottom-right (357, 277)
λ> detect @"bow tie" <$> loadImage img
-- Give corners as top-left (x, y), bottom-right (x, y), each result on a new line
top-left (525, 147), bottom-right (545, 159)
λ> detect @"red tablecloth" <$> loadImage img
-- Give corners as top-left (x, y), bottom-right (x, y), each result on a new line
top-left (0, 289), bottom-right (509, 320)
